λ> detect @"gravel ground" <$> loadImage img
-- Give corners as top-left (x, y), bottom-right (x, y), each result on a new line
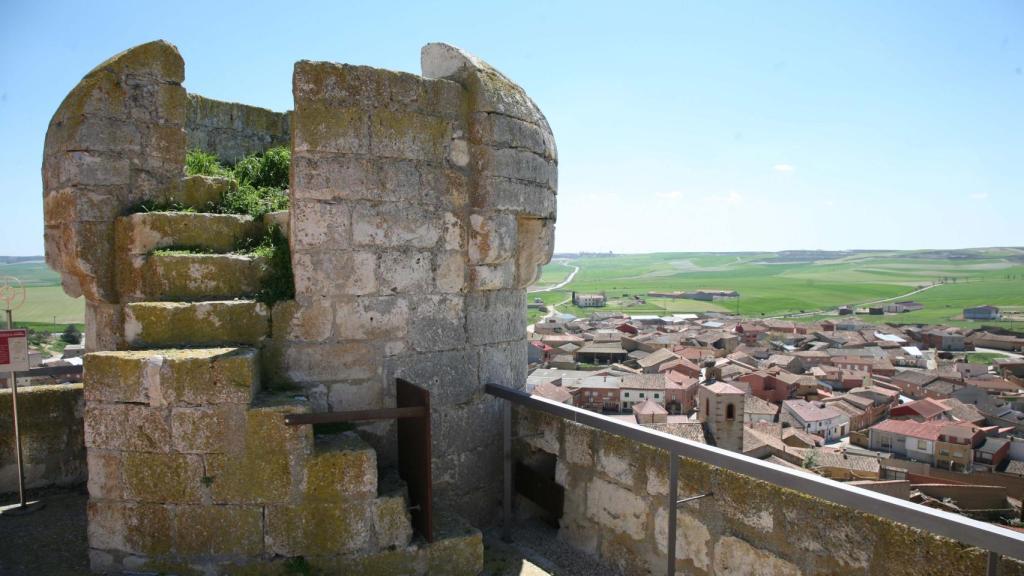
top-left (0, 485), bottom-right (90, 576)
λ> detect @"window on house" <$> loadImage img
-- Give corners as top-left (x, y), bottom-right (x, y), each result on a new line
top-left (624, 392), bottom-right (629, 397)
top-left (654, 393), bottom-right (660, 399)
top-left (917, 440), bottom-right (928, 451)
top-left (639, 393), bottom-right (645, 398)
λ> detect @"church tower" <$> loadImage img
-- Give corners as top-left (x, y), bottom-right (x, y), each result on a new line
top-left (698, 381), bottom-right (746, 452)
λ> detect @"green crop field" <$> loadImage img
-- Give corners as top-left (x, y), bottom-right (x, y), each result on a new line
top-left (0, 261), bottom-right (85, 325)
top-left (529, 248), bottom-right (1024, 327)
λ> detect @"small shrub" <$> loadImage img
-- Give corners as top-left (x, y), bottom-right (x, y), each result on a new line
top-left (61, 324), bottom-right (82, 345)
top-left (185, 149), bottom-right (231, 178)
top-left (233, 146), bottom-right (290, 189)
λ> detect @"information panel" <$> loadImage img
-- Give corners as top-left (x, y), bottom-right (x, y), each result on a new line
top-left (0, 329), bottom-right (29, 373)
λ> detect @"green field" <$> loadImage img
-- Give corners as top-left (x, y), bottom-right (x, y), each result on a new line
top-left (530, 248), bottom-right (1024, 326)
top-left (0, 261), bottom-right (85, 325)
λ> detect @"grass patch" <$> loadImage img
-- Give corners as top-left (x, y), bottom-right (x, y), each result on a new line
top-left (237, 225), bottom-right (294, 305)
top-left (966, 352), bottom-right (1008, 365)
top-left (191, 147), bottom-right (290, 218)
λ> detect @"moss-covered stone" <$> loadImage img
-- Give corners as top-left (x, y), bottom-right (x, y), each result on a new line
top-left (132, 253), bottom-right (269, 302)
top-left (122, 452), bottom-right (204, 503)
top-left (84, 351), bottom-right (152, 404)
top-left (174, 504), bottom-right (264, 556)
top-left (305, 432), bottom-right (378, 501)
top-left (115, 211), bottom-right (261, 256)
top-left (124, 301), bottom-right (269, 347)
top-left (427, 513), bottom-right (484, 576)
top-left (207, 398), bottom-right (312, 504)
top-left (87, 500), bottom-right (175, 556)
top-left (84, 403), bottom-right (169, 452)
top-left (157, 347), bottom-right (259, 405)
top-left (0, 383), bottom-right (85, 490)
top-left (266, 500), bottom-right (374, 556)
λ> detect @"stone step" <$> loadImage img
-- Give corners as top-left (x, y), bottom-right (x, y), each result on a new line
top-left (115, 211), bottom-right (262, 256)
top-left (124, 300), bottom-right (270, 348)
top-left (84, 347), bottom-right (260, 408)
top-left (119, 253), bottom-right (269, 302)
top-left (160, 174), bottom-right (235, 211)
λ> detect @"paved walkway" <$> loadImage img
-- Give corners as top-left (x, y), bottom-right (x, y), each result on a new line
top-left (0, 486), bottom-right (89, 576)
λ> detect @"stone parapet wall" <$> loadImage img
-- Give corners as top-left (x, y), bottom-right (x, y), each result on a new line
top-left (515, 406), bottom-right (1024, 576)
top-left (186, 94), bottom-right (290, 163)
top-left (0, 384), bottom-right (86, 492)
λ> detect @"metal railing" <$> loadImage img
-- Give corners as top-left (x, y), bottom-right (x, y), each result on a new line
top-left (486, 383), bottom-right (1024, 576)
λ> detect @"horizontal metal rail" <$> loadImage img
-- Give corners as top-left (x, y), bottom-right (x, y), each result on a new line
top-left (486, 383), bottom-right (1024, 562)
top-left (13, 365), bottom-right (83, 378)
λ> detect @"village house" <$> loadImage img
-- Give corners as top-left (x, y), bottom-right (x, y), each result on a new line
top-left (618, 374), bottom-right (667, 412)
top-left (637, 347), bottom-right (680, 373)
top-left (571, 291), bottom-right (606, 307)
top-left (884, 301), bottom-right (924, 313)
top-left (868, 419), bottom-right (945, 463)
top-left (570, 375), bottom-right (622, 412)
top-left (781, 399), bottom-right (850, 441)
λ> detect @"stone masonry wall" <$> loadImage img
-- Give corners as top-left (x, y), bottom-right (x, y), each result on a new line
top-left (272, 43), bottom-right (556, 525)
top-left (186, 94), bottom-right (291, 163)
top-left (516, 406), bottom-right (1024, 576)
top-left (0, 384), bottom-right (86, 492)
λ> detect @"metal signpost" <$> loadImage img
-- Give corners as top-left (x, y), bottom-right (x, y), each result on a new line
top-left (0, 276), bottom-right (43, 515)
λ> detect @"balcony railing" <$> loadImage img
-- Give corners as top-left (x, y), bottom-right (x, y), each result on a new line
top-left (486, 383), bottom-right (1024, 576)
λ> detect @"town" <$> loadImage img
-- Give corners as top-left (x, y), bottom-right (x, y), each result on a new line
top-left (527, 301), bottom-right (1024, 527)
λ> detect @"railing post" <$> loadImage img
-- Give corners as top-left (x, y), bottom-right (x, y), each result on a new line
top-left (988, 551), bottom-right (1000, 576)
top-left (502, 400), bottom-right (513, 543)
top-left (667, 451), bottom-right (678, 576)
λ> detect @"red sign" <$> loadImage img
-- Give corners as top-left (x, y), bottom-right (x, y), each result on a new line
top-left (0, 329), bottom-right (29, 372)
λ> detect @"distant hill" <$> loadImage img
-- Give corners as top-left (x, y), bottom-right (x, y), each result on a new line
top-left (0, 256), bottom-right (45, 264)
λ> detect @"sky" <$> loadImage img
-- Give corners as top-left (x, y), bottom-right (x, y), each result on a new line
top-left (1, 0), bottom-right (1021, 256)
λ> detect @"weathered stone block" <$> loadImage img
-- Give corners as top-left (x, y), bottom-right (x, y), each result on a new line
top-left (115, 212), bottom-right (260, 256)
top-left (334, 295), bottom-right (410, 340)
top-left (124, 253), bottom-right (268, 302)
top-left (472, 261), bottom-right (515, 291)
top-left (305, 432), bottom-right (378, 501)
top-left (465, 290), bottom-right (525, 345)
top-left (585, 477), bottom-right (647, 540)
top-left (468, 212), bottom-right (516, 265)
top-left (122, 452), bottom-right (204, 503)
top-left (564, 421), bottom-right (594, 467)
top-left (373, 495), bottom-right (414, 549)
top-left (471, 111), bottom-right (557, 160)
top-left (84, 351), bottom-right (155, 404)
top-left (272, 298), bottom-right (333, 342)
top-left (351, 203), bottom-right (443, 249)
top-left (597, 434), bottom-right (642, 488)
top-left (385, 349), bottom-right (478, 407)
top-left (427, 513), bottom-right (484, 576)
top-left (407, 294), bottom-right (465, 352)
top-left (277, 341), bottom-right (379, 383)
top-left (150, 347), bottom-right (258, 406)
top-left (713, 536), bottom-right (802, 576)
top-left (292, 101), bottom-right (369, 155)
top-left (174, 505), bottom-right (264, 556)
top-left (433, 250), bottom-right (466, 293)
top-left (477, 177), bottom-right (556, 218)
top-left (515, 217), bottom-right (555, 288)
top-left (369, 109), bottom-right (452, 162)
top-left (165, 174), bottom-right (234, 210)
top-left (85, 403), bottom-right (169, 452)
top-left (478, 146), bottom-right (557, 190)
top-left (171, 404), bottom-right (247, 453)
top-left (378, 250), bottom-right (433, 294)
top-left (293, 250), bottom-right (377, 297)
top-left (477, 339), bottom-right (526, 389)
top-left (291, 198), bottom-right (351, 250)
top-left (265, 501), bottom-right (374, 556)
top-left (87, 449), bottom-right (123, 500)
top-left (87, 500), bottom-right (174, 556)
top-left (124, 301), bottom-right (269, 347)
top-left (654, 507), bottom-right (712, 571)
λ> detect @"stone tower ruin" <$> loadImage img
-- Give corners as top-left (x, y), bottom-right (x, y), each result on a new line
top-left (43, 39), bottom-right (555, 574)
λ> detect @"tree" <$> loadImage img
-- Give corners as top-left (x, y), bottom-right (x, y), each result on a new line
top-left (61, 324), bottom-right (81, 345)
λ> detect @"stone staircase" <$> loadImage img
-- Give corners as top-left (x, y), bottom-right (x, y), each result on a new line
top-left (84, 175), bottom-right (482, 575)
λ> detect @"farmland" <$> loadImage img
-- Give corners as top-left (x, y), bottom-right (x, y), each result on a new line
top-left (0, 260), bottom-right (85, 327)
top-left (529, 248), bottom-right (1024, 327)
